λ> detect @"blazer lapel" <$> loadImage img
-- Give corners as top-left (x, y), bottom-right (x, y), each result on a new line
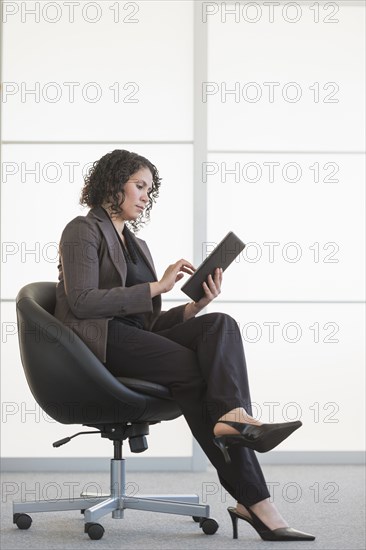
top-left (88, 206), bottom-right (126, 283)
top-left (88, 206), bottom-right (158, 283)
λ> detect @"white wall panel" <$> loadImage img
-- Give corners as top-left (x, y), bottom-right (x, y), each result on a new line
top-left (1, 0), bottom-right (364, 465)
top-left (206, 153), bottom-right (365, 301)
top-left (205, 301), bottom-right (365, 451)
top-left (207, 3), bottom-right (365, 151)
top-left (2, 1), bottom-right (193, 141)
top-left (1, 143), bottom-right (193, 300)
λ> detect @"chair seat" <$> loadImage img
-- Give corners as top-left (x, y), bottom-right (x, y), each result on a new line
top-left (117, 377), bottom-right (173, 400)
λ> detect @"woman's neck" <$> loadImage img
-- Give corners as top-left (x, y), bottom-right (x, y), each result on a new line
top-left (102, 204), bottom-right (125, 234)
top-left (112, 219), bottom-right (125, 234)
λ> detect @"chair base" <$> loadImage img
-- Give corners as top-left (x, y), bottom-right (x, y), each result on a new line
top-left (13, 458), bottom-right (214, 539)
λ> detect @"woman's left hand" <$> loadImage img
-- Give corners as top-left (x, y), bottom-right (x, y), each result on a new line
top-left (195, 267), bottom-right (223, 310)
top-left (183, 267), bottom-right (223, 321)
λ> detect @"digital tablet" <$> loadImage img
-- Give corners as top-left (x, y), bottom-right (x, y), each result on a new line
top-left (181, 231), bottom-right (246, 302)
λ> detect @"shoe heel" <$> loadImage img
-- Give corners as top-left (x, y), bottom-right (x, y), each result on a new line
top-left (227, 508), bottom-right (238, 539)
top-left (214, 436), bottom-right (231, 464)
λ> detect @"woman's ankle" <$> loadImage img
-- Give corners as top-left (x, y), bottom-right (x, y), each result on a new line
top-left (214, 408), bottom-right (262, 435)
top-left (235, 502), bottom-right (251, 517)
top-left (218, 407), bottom-right (261, 424)
top-left (249, 499), bottom-right (289, 529)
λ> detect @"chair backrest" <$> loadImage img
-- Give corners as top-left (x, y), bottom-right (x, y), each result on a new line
top-left (16, 282), bottom-right (181, 426)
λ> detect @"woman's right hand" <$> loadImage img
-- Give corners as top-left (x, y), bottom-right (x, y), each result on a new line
top-left (150, 259), bottom-right (196, 297)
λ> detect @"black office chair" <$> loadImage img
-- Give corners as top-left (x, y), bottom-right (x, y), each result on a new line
top-left (12, 282), bottom-right (218, 540)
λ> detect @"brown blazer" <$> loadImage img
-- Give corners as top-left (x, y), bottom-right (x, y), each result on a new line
top-left (54, 206), bottom-right (189, 363)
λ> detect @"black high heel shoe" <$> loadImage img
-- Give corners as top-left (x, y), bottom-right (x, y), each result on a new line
top-left (227, 506), bottom-right (315, 541)
top-left (214, 420), bottom-right (302, 464)
top-left (214, 420), bottom-right (302, 463)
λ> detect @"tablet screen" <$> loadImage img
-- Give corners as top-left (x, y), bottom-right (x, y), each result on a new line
top-left (181, 231), bottom-right (246, 302)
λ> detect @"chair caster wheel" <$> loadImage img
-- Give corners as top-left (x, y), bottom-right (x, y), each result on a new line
top-left (192, 515), bottom-right (201, 522)
top-left (85, 522), bottom-right (105, 540)
top-left (200, 517), bottom-right (219, 535)
top-left (13, 513), bottom-right (32, 530)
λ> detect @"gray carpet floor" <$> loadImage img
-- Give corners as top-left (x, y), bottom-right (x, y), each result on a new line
top-left (1, 465), bottom-right (365, 549)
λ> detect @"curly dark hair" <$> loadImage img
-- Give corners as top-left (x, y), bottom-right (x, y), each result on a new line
top-left (80, 149), bottom-right (161, 232)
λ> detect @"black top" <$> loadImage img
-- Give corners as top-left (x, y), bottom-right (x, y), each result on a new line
top-left (102, 208), bottom-right (156, 329)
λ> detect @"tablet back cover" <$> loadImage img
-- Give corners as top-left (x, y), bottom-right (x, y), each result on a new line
top-left (181, 231), bottom-right (245, 302)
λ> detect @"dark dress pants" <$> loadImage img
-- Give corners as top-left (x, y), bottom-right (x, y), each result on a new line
top-left (105, 311), bottom-right (270, 507)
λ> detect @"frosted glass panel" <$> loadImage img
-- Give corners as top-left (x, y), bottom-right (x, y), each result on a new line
top-left (1, 144), bottom-right (193, 300)
top-left (2, 1), bottom-right (193, 141)
top-left (205, 301), bottom-right (365, 452)
top-left (207, 3), bottom-right (365, 151)
top-left (206, 153), bottom-right (365, 301)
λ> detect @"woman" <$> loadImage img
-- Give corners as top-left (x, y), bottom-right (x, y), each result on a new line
top-left (54, 149), bottom-right (315, 542)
